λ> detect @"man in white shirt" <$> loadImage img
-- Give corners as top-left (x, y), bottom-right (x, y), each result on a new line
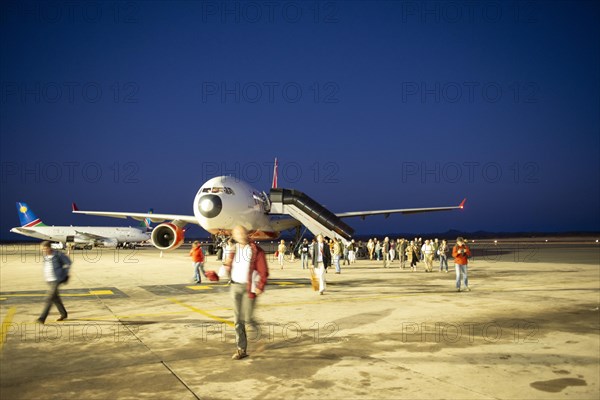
top-left (422, 240), bottom-right (435, 272)
top-left (224, 226), bottom-right (269, 360)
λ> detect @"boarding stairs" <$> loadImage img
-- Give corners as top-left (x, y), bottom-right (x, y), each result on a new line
top-left (269, 188), bottom-right (354, 243)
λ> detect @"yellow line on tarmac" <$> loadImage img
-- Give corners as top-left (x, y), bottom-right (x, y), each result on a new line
top-left (271, 281), bottom-right (305, 286)
top-left (1, 307), bottom-right (17, 352)
top-left (76, 310), bottom-right (190, 322)
top-left (169, 298), bottom-right (234, 327)
top-left (0, 290), bottom-right (115, 298)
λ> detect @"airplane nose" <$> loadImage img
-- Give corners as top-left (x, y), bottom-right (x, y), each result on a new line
top-left (198, 195), bottom-right (222, 218)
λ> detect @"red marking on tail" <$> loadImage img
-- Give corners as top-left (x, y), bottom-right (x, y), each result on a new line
top-left (272, 157), bottom-right (278, 188)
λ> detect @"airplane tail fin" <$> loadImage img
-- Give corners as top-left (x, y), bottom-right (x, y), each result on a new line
top-left (272, 157), bottom-right (278, 188)
top-left (16, 202), bottom-right (45, 227)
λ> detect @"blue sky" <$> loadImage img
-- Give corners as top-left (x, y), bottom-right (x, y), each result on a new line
top-left (1, 0), bottom-right (599, 240)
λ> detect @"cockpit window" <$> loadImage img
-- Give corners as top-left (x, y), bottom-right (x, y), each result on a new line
top-left (204, 187), bottom-right (235, 195)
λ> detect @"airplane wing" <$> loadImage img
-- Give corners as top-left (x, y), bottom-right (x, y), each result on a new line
top-left (74, 231), bottom-right (111, 240)
top-left (72, 203), bottom-right (198, 228)
top-left (336, 199), bottom-right (466, 219)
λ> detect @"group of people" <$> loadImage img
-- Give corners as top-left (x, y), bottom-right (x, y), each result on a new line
top-left (366, 237), bottom-right (452, 272)
top-left (35, 230), bottom-right (471, 363)
top-left (278, 237), bottom-right (359, 271)
top-left (365, 236), bottom-right (471, 290)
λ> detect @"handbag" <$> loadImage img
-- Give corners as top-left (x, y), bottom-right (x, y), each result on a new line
top-left (309, 268), bottom-right (319, 291)
top-left (205, 270), bottom-right (219, 282)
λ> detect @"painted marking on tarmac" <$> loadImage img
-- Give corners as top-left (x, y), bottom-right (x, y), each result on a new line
top-left (270, 281), bottom-right (305, 286)
top-left (0, 307), bottom-right (17, 352)
top-left (142, 280), bottom-right (308, 296)
top-left (76, 310), bottom-right (190, 321)
top-left (169, 298), bottom-right (234, 327)
top-left (185, 286), bottom-right (214, 290)
top-left (88, 290), bottom-right (115, 296)
top-left (0, 290), bottom-right (115, 298)
top-left (0, 288), bottom-right (126, 304)
top-left (185, 281), bottom-right (304, 289)
top-left (56, 286), bottom-right (577, 323)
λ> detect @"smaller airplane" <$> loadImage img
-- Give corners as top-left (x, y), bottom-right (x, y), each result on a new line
top-left (9, 202), bottom-right (151, 249)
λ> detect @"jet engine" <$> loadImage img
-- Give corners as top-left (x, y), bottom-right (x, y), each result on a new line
top-left (151, 223), bottom-right (184, 251)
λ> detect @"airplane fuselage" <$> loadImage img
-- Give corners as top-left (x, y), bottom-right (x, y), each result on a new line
top-left (193, 176), bottom-right (278, 239)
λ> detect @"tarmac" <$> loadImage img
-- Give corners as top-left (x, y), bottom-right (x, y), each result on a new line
top-left (0, 242), bottom-right (599, 399)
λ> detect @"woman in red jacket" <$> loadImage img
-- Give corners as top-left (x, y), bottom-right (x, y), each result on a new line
top-left (452, 237), bottom-right (472, 292)
top-left (190, 241), bottom-right (205, 283)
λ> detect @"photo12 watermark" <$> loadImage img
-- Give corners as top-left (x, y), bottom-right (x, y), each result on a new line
top-left (201, 81), bottom-right (340, 104)
top-left (0, 161), bottom-right (141, 185)
top-left (399, 1), bottom-right (539, 24)
top-left (1, 244), bottom-right (141, 265)
top-left (1, 1), bottom-right (140, 24)
top-left (199, 160), bottom-right (340, 185)
top-left (401, 161), bottom-right (540, 184)
top-left (400, 320), bottom-right (539, 344)
top-left (186, 321), bottom-right (340, 344)
top-left (200, 1), bottom-right (340, 24)
top-left (467, 242), bottom-right (540, 263)
top-left (1, 81), bottom-right (140, 105)
top-left (1, 322), bottom-right (141, 345)
top-left (401, 81), bottom-right (540, 104)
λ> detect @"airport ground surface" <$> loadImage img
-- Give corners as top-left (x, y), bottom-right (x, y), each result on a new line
top-left (1, 242), bottom-right (599, 399)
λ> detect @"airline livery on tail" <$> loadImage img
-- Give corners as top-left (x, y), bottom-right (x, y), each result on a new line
top-left (73, 159), bottom-right (466, 250)
top-left (10, 202), bottom-right (151, 248)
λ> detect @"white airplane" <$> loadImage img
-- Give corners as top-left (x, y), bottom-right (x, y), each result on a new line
top-left (72, 159), bottom-right (466, 251)
top-left (10, 202), bottom-right (151, 248)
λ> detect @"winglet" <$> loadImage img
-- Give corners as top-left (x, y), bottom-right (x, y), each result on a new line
top-left (72, 202), bottom-right (79, 212)
top-left (271, 157), bottom-right (278, 188)
top-left (459, 198), bottom-right (467, 209)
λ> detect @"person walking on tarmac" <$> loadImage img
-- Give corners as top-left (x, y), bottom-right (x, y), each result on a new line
top-left (37, 241), bottom-right (71, 324)
top-left (223, 225), bottom-right (269, 360)
top-left (311, 234), bottom-right (331, 295)
top-left (452, 237), bottom-right (472, 292)
top-left (332, 237), bottom-right (343, 274)
top-left (190, 241), bottom-right (205, 283)
top-left (382, 237), bottom-right (391, 268)
top-left (277, 240), bottom-right (286, 269)
top-left (299, 238), bottom-right (310, 269)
